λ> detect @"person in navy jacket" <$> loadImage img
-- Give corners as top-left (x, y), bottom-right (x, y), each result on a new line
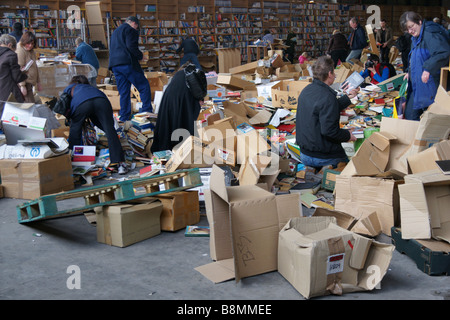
top-left (176, 36), bottom-right (201, 70)
top-left (346, 18), bottom-right (367, 63)
top-left (75, 38), bottom-right (99, 87)
top-left (296, 56), bottom-right (358, 170)
top-left (109, 16), bottom-right (153, 122)
top-left (400, 11), bottom-right (450, 120)
top-left (63, 75), bottom-right (128, 174)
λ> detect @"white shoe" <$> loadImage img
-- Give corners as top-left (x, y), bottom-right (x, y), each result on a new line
top-left (118, 163), bottom-right (128, 175)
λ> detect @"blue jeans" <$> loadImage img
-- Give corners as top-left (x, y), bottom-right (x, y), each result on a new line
top-left (300, 152), bottom-right (349, 169)
top-left (346, 49), bottom-right (363, 63)
top-left (180, 53), bottom-right (202, 70)
top-left (112, 64), bottom-right (153, 121)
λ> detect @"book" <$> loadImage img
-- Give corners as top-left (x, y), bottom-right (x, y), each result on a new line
top-left (436, 160), bottom-right (450, 175)
top-left (185, 226), bottom-right (210, 237)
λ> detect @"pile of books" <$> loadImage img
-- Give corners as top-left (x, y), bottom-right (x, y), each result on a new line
top-left (126, 112), bottom-right (157, 158)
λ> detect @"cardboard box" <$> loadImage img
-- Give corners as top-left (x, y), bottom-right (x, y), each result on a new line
top-left (196, 165), bottom-right (302, 283)
top-left (391, 227), bottom-right (450, 276)
top-left (229, 61), bottom-right (259, 74)
top-left (216, 73), bottom-right (256, 91)
top-left (398, 169), bottom-right (450, 243)
top-left (428, 85), bottom-right (450, 115)
top-left (155, 191), bottom-right (200, 232)
top-left (377, 73), bottom-right (406, 92)
top-left (407, 140), bottom-right (450, 174)
top-left (278, 216), bottom-right (394, 299)
top-left (95, 200), bottom-right (163, 247)
top-left (238, 153), bottom-right (280, 190)
top-left (206, 84), bottom-right (227, 98)
top-left (165, 136), bottom-right (214, 173)
top-left (236, 130), bottom-right (271, 165)
top-left (334, 175), bottom-right (400, 236)
top-left (222, 101), bottom-right (271, 127)
top-left (0, 154), bottom-right (74, 199)
top-left (145, 71), bottom-right (169, 100)
top-left (271, 79), bottom-right (311, 109)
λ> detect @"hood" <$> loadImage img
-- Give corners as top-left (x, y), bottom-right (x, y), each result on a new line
top-left (0, 46), bottom-right (10, 58)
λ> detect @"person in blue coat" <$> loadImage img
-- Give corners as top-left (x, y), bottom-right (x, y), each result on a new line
top-left (400, 11), bottom-right (450, 120)
top-left (359, 54), bottom-right (390, 85)
top-left (109, 16), bottom-right (153, 122)
top-left (176, 36), bottom-right (201, 70)
top-left (63, 75), bottom-right (128, 174)
top-left (75, 37), bottom-right (99, 87)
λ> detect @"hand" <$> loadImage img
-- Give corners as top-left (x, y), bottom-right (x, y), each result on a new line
top-left (368, 67), bottom-right (376, 74)
top-left (347, 88), bottom-right (359, 99)
top-left (36, 83), bottom-right (42, 92)
top-left (421, 70), bottom-right (430, 84)
top-left (20, 86), bottom-right (27, 97)
top-left (348, 133), bottom-right (357, 142)
top-left (382, 43), bottom-right (387, 48)
top-left (403, 73), bottom-right (409, 81)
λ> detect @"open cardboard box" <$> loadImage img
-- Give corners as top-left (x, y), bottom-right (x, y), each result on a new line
top-left (398, 169), bottom-right (450, 243)
top-left (271, 79), bottom-right (311, 109)
top-left (407, 140), bottom-right (450, 174)
top-left (278, 216), bottom-right (394, 299)
top-left (165, 136), bottom-right (214, 173)
top-left (196, 165), bottom-right (302, 283)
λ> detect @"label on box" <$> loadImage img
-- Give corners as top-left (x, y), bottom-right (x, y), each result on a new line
top-left (326, 253), bottom-right (345, 275)
top-left (217, 148), bottom-right (229, 161)
top-left (386, 83), bottom-right (394, 91)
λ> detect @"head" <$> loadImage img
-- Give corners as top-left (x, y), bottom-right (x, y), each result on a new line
top-left (126, 16), bottom-right (139, 30)
top-left (75, 37), bottom-right (83, 46)
top-left (365, 53), bottom-right (380, 69)
top-left (19, 31), bottom-right (37, 51)
top-left (302, 52), bottom-right (309, 58)
top-left (312, 56), bottom-right (335, 85)
top-left (264, 29), bottom-right (270, 35)
top-left (349, 18), bottom-right (358, 29)
top-left (0, 34), bottom-right (17, 51)
top-left (400, 11), bottom-right (423, 38)
top-left (332, 29), bottom-right (340, 35)
top-left (13, 22), bottom-right (23, 33)
top-left (380, 19), bottom-right (387, 29)
top-left (433, 17), bottom-right (440, 24)
top-left (70, 75), bottom-right (90, 85)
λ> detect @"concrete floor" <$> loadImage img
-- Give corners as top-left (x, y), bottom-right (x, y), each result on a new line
top-left (0, 169), bottom-right (449, 302)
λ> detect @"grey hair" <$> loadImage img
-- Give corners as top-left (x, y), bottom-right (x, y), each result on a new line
top-left (0, 34), bottom-right (17, 49)
top-left (399, 11), bottom-right (423, 31)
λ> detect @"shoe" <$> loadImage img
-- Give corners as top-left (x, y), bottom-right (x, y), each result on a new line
top-left (118, 163), bottom-right (128, 175)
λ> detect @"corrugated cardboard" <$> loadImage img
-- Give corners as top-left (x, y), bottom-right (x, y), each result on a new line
top-left (165, 136), bottom-right (214, 173)
top-left (236, 130), bottom-right (271, 165)
top-left (334, 175), bottom-right (400, 236)
top-left (216, 73), bottom-right (256, 90)
top-left (238, 153), bottom-right (281, 190)
top-left (407, 139), bottom-right (450, 174)
top-left (229, 61), bottom-right (259, 74)
top-left (398, 169), bottom-right (450, 243)
top-left (198, 165), bottom-right (302, 283)
top-left (0, 154), bottom-right (74, 199)
top-left (95, 200), bottom-right (163, 247)
top-left (428, 85), bottom-right (450, 115)
top-left (155, 191), bottom-right (200, 232)
top-left (271, 79), bottom-right (311, 109)
top-left (277, 216), bottom-right (394, 299)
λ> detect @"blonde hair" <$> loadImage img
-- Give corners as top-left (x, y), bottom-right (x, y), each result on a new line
top-left (302, 52), bottom-right (309, 57)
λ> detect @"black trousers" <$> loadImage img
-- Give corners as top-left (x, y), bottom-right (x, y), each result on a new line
top-left (69, 97), bottom-right (125, 163)
top-left (330, 49), bottom-right (348, 68)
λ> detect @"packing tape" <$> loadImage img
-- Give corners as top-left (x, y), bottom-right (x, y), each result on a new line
top-left (326, 237), bottom-right (345, 296)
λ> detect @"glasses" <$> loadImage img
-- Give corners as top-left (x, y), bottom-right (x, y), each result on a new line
top-left (406, 23), bottom-right (419, 31)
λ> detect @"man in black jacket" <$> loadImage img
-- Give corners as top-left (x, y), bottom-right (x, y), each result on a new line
top-left (296, 56), bottom-right (357, 169)
top-left (109, 16), bottom-right (153, 122)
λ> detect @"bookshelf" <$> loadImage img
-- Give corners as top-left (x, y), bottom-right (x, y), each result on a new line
top-left (2, 1), bottom-right (446, 71)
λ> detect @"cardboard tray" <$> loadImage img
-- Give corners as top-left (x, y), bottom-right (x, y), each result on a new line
top-left (391, 227), bottom-right (450, 276)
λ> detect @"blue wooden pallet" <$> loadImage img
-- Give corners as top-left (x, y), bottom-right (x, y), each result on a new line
top-left (17, 168), bottom-right (203, 224)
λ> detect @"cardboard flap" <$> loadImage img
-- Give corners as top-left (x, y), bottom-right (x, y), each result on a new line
top-left (210, 165), bottom-right (229, 203)
top-left (349, 236), bottom-right (372, 270)
top-left (368, 132), bottom-right (396, 151)
top-left (194, 259), bottom-right (235, 283)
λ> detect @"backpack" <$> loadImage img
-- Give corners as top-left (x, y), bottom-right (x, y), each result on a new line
top-left (52, 85), bottom-right (77, 119)
top-left (380, 62), bottom-right (397, 78)
top-left (184, 63), bottom-right (207, 100)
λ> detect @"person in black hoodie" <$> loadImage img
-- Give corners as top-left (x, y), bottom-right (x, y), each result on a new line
top-left (0, 34), bottom-right (27, 105)
top-left (109, 16), bottom-right (153, 122)
top-left (296, 56), bottom-right (358, 169)
top-left (395, 31), bottom-right (412, 72)
top-left (326, 29), bottom-right (349, 68)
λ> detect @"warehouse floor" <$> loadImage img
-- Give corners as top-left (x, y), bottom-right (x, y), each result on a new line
top-left (0, 169), bottom-right (449, 303)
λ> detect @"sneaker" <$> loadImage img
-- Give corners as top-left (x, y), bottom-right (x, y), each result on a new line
top-left (118, 163), bottom-right (128, 175)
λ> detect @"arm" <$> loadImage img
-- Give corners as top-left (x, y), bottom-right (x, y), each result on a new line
top-left (372, 66), bottom-right (389, 83)
top-left (176, 40), bottom-right (184, 54)
top-left (422, 32), bottom-right (450, 79)
top-left (10, 53), bottom-right (27, 84)
top-left (320, 96), bottom-right (351, 143)
top-left (125, 27), bottom-right (143, 61)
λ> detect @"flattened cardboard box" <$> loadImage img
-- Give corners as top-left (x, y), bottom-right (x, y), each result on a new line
top-left (398, 169), bottom-right (450, 243)
top-left (0, 154), bottom-right (74, 199)
top-left (165, 136), bottom-right (214, 173)
top-left (278, 216), bottom-right (394, 299)
top-left (407, 140), bottom-right (450, 174)
top-left (95, 200), bottom-right (163, 248)
top-left (197, 165), bottom-right (302, 283)
top-left (334, 175), bottom-right (400, 236)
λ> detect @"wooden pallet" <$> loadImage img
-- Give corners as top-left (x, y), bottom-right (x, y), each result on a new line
top-left (17, 168), bottom-right (202, 224)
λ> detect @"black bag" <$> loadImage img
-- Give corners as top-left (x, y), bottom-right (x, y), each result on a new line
top-left (52, 85), bottom-right (76, 119)
top-left (184, 63), bottom-right (207, 100)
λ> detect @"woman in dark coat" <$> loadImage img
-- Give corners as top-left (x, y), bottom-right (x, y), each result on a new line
top-left (0, 34), bottom-right (27, 104)
top-left (151, 63), bottom-right (205, 153)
